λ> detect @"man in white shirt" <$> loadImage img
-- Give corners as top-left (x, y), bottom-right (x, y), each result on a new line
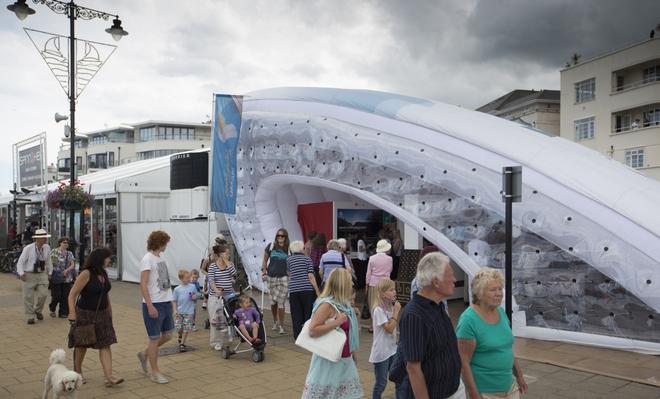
top-left (16, 229), bottom-right (53, 324)
top-left (137, 230), bottom-right (174, 384)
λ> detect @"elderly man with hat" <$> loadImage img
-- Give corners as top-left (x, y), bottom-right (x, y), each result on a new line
top-left (16, 228), bottom-right (53, 324)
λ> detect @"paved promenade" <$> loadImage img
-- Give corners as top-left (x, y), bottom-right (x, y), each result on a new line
top-left (1, 273), bottom-right (659, 398)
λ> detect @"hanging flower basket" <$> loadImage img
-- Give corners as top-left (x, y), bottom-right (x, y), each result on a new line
top-left (46, 180), bottom-right (94, 210)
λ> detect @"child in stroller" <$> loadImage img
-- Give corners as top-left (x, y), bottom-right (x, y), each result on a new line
top-left (222, 292), bottom-right (267, 362)
top-left (234, 295), bottom-right (262, 344)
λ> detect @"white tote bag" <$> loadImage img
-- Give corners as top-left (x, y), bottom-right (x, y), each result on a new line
top-left (295, 303), bottom-right (347, 362)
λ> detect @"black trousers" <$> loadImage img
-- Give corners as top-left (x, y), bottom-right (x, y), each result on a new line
top-left (289, 290), bottom-right (317, 340)
top-left (49, 282), bottom-right (72, 316)
top-left (391, 256), bottom-right (400, 280)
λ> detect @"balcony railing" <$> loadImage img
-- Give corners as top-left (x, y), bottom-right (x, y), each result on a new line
top-left (613, 76), bottom-right (660, 93)
top-left (612, 121), bottom-right (660, 134)
top-left (88, 138), bottom-right (134, 147)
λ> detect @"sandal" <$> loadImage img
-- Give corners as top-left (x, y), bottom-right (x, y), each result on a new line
top-left (104, 377), bottom-right (124, 387)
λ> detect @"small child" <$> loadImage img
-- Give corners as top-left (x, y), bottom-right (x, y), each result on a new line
top-left (173, 269), bottom-right (198, 352)
top-left (190, 269), bottom-right (203, 331)
top-left (233, 295), bottom-right (261, 344)
top-left (369, 279), bottom-right (401, 399)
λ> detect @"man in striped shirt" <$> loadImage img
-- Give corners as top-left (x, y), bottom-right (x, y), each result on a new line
top-left (397, 252), bottom-right (465, 399)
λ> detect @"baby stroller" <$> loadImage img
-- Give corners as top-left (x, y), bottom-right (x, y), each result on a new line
top-left (221, 289), bottom-right (267, 362)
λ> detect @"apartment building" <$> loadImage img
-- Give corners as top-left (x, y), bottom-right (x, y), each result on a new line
top-left (476, 89), bottom-right (560, 135)
top-left (56, 120), bottom-right (211, 179)
top-left (560, 37), bottom-right (660, 180)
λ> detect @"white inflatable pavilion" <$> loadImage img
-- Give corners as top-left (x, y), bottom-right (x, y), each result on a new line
top-left (221, 87), bottom-right (660, 353)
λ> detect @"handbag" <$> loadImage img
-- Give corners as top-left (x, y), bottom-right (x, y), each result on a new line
top-left (68, 285), bottom-right (103, 348)
top-left (295, 302), bottom-right (346, 362)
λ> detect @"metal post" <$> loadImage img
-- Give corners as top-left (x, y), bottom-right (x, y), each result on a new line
top-left (502, 166), bottom-right (522, 328)
top-left (505, 193), bottom-right (513, 327)
top-left (68, 2), bottom-right (76, 247)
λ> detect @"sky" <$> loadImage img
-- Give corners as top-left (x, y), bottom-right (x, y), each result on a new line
top-left (1, 0), bottom-right (659, 196)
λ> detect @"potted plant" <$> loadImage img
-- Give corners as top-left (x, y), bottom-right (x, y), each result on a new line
top-left (46, 180), bottom-right (94, 210)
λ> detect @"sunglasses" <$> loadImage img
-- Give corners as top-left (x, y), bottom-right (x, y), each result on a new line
top-left (276, 234), bottom-right (287, 238)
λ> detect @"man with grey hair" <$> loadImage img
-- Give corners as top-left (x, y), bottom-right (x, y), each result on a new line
top-left (318, 239), bottom-right (352, 284)
top-left (395, 252), bottom-right (465, 399)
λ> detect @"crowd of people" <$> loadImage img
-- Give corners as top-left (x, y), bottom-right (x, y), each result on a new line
top-left (14, 226), bottom-right (527, 398)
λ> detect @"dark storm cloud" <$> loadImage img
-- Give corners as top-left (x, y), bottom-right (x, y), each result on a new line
top-left (467, 0), bottom-right (660, 67)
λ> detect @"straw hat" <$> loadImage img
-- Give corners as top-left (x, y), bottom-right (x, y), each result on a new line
top-left (32, 229), bottom-right (51, 239)
top-left (376, 239), bottom-right (391, 253)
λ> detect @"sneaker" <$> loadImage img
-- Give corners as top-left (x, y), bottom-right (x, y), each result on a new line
top-left (136, 352), bottom-right (148, 374)
top-left (26, 319), bottom-right (35, 325)
top-left (279, 325), bottom-right (286, 335)
top-left (35, 312), bottom-right (44, 321)
top-left (179, 344), bottom-right (187, 353)
top-left (150, 372), bottom-right (169, 384)
top-left (202, 302), bottom-right (207, 310)
top-left (49, 311), bottom-right (56, 318)
top-left (214, 343), bottom-right (224, 351)
top-left (192, 327), bottom-right (199, 332)
top-left (271, 321), bottom-right (278, 331)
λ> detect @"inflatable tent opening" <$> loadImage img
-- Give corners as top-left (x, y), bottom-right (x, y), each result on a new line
top-left (214, 87), bottom-right (660, 353)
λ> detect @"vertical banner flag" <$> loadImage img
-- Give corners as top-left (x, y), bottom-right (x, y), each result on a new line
top-left (211, 94), bottom-right (243, 214)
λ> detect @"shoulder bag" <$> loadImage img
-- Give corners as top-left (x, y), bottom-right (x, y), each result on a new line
top-left (68, 282), bottom-right (103, 348)
top-left (295, 301), bottom-right (346, 362)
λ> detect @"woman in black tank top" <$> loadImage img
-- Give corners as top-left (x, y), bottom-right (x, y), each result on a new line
top-left (67, 248), bottom-right (123, 387)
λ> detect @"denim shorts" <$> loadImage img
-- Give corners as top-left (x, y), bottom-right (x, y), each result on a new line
top-left (142, 302), bottom-right (175, 339)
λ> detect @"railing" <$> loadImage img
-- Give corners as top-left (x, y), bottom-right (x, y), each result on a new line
top-left (613, 76), bottom-right (660, 93)
top-left (88, 138), bottom-right (134, 147)
top-left (612, 121), bottom-right (660, 134)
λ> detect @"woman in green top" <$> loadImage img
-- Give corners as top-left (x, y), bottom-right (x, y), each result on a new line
top-left (456, 268), bottom-right (528, 399)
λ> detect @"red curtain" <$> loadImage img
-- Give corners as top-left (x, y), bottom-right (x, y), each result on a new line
top-left (298, 202), bottom-right (333, 242)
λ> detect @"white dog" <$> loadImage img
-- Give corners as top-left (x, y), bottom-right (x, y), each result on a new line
top-left (42, 348), bottom-right (82, 399)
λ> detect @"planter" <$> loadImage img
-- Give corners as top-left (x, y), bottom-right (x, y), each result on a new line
top-left (60, 199), bottom-right (84, 210)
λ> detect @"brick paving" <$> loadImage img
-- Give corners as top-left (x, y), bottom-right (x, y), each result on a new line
top-left (1, 273), bottom-right (659, 398)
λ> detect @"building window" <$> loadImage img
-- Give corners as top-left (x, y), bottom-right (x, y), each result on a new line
top-left (88, 153), bottom-right (108, 169)
top-left (643, 65), bottom-right (660, 84)
top-left (89, 135), bottom-right (107, 145)
top-left (137, 149), bottom-right (186, 160)
top-left (575, 78), bottom-right (595, 103)
top-left (615, 114), bottom-right (632, 133)
top-left (642, 108), bottom-right (660, 127)
top-left (625, 148), bottom-right (644, 169)
top-left (140, 126), bottom-right (196, 141)
top-left (574, 117), bottom-right (595, 140)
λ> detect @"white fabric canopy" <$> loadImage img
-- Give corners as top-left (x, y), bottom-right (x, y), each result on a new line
top-left (220, 87), bottom-right (660, 353)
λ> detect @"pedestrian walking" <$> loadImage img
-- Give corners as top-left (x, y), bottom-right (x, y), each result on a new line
top-left (137, 230), bottom-right (174, 384)
top-left (207, 239), bottom-right (237, 350)
top-left (261, 228), bottom-right (290, 334)
top-left (286, 240), bottom-right (320, 339)
top-left (16, 228), bottom-right (52, 324)
top-left (457, 268), bottom-right (528, 399)
top-left (369, 278), bottom-right (401, 399)
top-left (49, 236), bottom-right (75, 318)
top-left (301, 268), bottom-right (363, 398)
top-left (67, 248), bottom-right (123, 387)
top-left (365, 239), bottom-right (393, 330)
top-left (396, 252), bottom-right (465, 398)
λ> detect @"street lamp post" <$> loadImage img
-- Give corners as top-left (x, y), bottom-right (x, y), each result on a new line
top-left (7, 0), bottom-right (127, 260)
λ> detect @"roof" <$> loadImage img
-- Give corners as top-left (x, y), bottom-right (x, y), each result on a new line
top-left (0, 148), bottom-right (210, 203)
top-left (560, 37), bottom-right (659, 72)
top-left (476, 89), bottom-right (560, 114)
